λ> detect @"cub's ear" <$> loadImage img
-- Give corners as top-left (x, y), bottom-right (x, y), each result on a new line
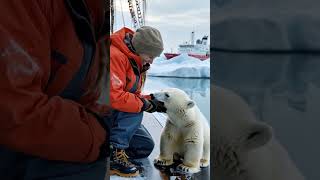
top-left (241, 123), bottom-right (273, 151)
top-left (186, 100), bottom-right (195, 109)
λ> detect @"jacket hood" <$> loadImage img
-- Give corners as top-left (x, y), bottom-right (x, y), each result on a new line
top-left (110, 27), bottom-right (143, 69)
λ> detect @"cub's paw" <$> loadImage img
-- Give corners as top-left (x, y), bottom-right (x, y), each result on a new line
top-left (173, 153), bottom-right (183, 163)
top-left (176, 164), bottom-right (200, 174)
top-left (154, 157), bottom-right (174, 166)
top-left (200, 159), bottom-right (209, 168)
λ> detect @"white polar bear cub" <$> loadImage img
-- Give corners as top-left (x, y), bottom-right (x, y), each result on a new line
top-left (153, 88), bottom-right (210, 173)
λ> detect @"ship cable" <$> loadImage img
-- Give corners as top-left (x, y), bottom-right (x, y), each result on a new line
top-left (128, 0), bottom-right (138, 29)
top-left (110, 0), bottom-right (114, 33)
top-left (135, 0), bottom-right (144, 26)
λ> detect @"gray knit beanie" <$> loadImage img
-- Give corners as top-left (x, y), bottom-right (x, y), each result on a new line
top-left (132, 26), bottom-right (164, 57)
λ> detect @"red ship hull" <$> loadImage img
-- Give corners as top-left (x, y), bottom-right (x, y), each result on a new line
top-left (164, 53), bottom-right (209, 61)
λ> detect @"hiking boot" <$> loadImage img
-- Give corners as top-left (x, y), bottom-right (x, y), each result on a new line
top-left (110, 146), bottom-right (140, 177)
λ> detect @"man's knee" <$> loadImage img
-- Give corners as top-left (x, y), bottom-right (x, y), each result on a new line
top-left (127, 131), bottom-right (155, 159)
top-left (140, 135), bottom-right (155, 156)
top-left (147, 136), bottom-right (155, 151)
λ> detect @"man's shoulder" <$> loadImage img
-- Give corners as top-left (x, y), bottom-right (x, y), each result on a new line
top-left (110, 46), bottom-right (130, 69)
top-left (110, 45), bottom-right (127, 59)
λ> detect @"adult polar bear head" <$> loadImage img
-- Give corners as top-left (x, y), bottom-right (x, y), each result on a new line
top-left (212, 85), bottom-right (305, 180)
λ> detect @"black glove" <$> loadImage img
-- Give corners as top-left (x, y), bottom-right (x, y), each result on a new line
top-left (150, 93), bottom-right (155, 100)
top-left (141, 63), bottom-right (150, 73)
top-left (142, 98), bottom-right (167, 113)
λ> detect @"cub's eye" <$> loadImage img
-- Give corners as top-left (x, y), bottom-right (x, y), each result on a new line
top-left (165, 93), bottom-right (170, 98)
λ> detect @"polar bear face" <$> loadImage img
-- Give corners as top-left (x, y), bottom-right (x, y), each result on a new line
top-left (212, 85), bottom-right (273, 180)
top-left (152, 88), bottom-right (195, 114)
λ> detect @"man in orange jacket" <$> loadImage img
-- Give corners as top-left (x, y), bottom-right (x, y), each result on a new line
top-left (0, 0), bottom-right (110, 179)
top-left (109, 26), bottom-right (166, 177)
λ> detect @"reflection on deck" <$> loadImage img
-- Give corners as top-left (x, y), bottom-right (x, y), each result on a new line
top-left (109, 113), bottom-right (210, 180)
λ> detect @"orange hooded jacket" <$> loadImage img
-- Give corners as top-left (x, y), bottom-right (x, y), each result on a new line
top-left (110, 27), bottom-right (150, 113)
top-left (0, 0), bottom-right (109, 163)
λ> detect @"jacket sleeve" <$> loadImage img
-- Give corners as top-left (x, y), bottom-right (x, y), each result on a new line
top-left (0, 1), bottom-right (106, 163)
top-left (110, 50), bottom-right (147, 113)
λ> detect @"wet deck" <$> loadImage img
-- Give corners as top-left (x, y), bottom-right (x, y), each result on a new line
top-left (108, 113), bottom-right (210, 180)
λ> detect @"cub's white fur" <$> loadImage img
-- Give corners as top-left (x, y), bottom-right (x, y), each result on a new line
top-left (153, 88), bottom-right (210, 173)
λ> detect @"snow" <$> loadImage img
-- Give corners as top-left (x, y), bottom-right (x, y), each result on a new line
top-left (147, 53), bottom-right (210, 78)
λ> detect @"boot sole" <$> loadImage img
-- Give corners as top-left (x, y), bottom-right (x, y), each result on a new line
top-left (110, 169), bottom-right (140, 177)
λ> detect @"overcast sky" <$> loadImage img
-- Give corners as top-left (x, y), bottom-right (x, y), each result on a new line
top-left (113, 0), bottom-right (210, 53)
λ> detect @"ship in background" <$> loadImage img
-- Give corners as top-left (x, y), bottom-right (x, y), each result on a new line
top-left (164, 31), bottom-right (210, 61)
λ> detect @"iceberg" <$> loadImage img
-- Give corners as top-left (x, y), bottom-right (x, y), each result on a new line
top-left (147, 53), bottom-right (210, 78)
